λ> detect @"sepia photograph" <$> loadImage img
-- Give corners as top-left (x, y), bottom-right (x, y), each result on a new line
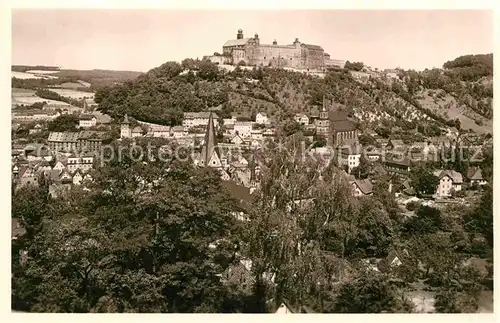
top-left (10, 7), bottom-right (494, 314)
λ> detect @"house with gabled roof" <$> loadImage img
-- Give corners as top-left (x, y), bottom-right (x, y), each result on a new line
top-left (52, 161), bottom-right (66, 172)
top-left (231, 134), bottom-right (244, 146)
top-left (386, 139), bottom-right (406, 152)
top-left (72, 169), bottom-right (84, 185)
top-left (78, 114), bottom-right (97, 128)
top-left (35, 160), bottom-right (52, 174)
top-left (350, 178), bottom-right (374, 197)
top-left (255, 112), bottom-right (269, 124)
top-left (466, 167), bottom-right (487, 186)
top-left (59, 168), bottom-right (73, 184)
top-left (378, 248), bottom-right (412, 273)
top-left (433, 169), bottom-right (463, 198)
top-left (18, 166), bottom-right (38, 188)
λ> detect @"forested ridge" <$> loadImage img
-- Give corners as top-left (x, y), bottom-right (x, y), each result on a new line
top-left (93, 54), bottom-right (492, 135)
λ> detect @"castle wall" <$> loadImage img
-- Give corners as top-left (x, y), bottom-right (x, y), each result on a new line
top-left (220, 33), bottom-right (329, 70)
top-left (248, 44), bottom-right (302, 68)
top-left (303, 47), bottom-right (325, 70)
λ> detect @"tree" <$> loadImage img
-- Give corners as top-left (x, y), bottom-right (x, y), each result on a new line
top-left (351, 154), bottom-right (370, 180)
top-left (434, 290), bottom-right (478, 313)
top-left (281, 120), bottom-right (303, 137)
top-left (12, 143), bottom-right (244, 313)
top-left (312, 135), bottom-right (327, 148)
top-left (403, 205), bottom-right (443, 236)
top-left (198, 60), bottom-right (220, 81)
top-left (181, 58), bottom-right (197, 70)
top-left (409, 165), bottom-right (439, 195)
top-left (47, 114), bottom-right (79, 132)
top-left (344, 61), bottom-right (364, 72)
top-left (464, 184), bottom-right (493, 249)
top-left (334, 273), bottom-right (413, 313)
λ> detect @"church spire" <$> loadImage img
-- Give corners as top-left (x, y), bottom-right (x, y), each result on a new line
top-left (122, 114), bottom-right (130, 124)
top-left (201, 111), bottom-right (219, 166)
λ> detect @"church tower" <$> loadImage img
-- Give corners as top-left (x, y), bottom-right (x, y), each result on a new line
top-left (316, 96), bottom-right (330, 139)
top-left (200, 111), bottom-right (222, 168)
top-left (120, 114), bottom-right (131, 139)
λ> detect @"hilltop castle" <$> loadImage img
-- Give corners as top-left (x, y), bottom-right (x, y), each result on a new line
top-left (204, 29), bottom-right (345, 70)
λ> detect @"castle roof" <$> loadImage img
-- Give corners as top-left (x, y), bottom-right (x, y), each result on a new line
top-left (223, 38), bottom-right (251, 47)
top-left (302, 44), bottom-right (323, 50)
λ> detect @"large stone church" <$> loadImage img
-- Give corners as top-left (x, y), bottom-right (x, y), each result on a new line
top-left (314, 97), bottom-right (359, 147)
top-left (204, 29), bottom-right (344, 70)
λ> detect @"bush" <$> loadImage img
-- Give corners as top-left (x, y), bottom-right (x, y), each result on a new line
top-left (406, 201), bottom-right (420, 211)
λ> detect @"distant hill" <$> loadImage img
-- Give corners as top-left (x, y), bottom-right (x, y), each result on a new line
top-left (11, 65), bottom-right (143, 91)
top-left (92, 54), bottom-right (492, 137)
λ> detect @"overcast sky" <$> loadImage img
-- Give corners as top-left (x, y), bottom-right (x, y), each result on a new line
top-left (11, 9), bottom-right (494, 72)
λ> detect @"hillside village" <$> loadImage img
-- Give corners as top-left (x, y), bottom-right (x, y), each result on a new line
top-left (11, 53), bottom-right (493, 313)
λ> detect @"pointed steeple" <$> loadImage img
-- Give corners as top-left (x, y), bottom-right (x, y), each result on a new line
top-left (322, 95), bottom-right (326, 112)
top-left (122, 114), bottom-right (130, 124)
top-left (201, 111), bottom-right (219, 166)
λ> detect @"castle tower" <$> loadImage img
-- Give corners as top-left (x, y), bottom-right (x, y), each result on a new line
top-left (120, 114), bottom-right (131, 139)
top-left (254, 33), bottom-right (259, 45)
top-left (237, 29), bottom-right (243, 40)
top-left (293, 38), bottom-right (301, 48)
top-left (200, 111), bottom-right (222, 168)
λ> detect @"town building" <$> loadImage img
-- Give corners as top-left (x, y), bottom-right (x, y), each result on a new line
top-left (234, 121), bottom-right (253, 138)
top-left (197, 112), bottom-right (226, 171)
top-left (466, 167), bottom-right (487, 186)
top-left (434, 169), bottom-right (463, 198)
top-left (294, 113), bottom-right (310, 125)
top-left (12, 110), bottom-right (60, 122)
top-left (183, 112), bottom-right (219, 129)
top-left (47, 132), bottom-right (80, 152)
top-left (120, 114), bottom-right (132, 138)
top-left (131, 126), bottom-right (143, 138)
top-left (350, 178), bottom-right (374, 197)
top-left (338, 139), bottom-right (362, 173)
top-left (28, 124), bottom-right (43, 135)
top-left (386, 139), bottom-right (406, 152)
top-left (78, 114), bottom-right (97, 128)
top-left (315, 100), bottom-right (330, 137)
top-left (255, 112), bottom-right (269, 124)
top-left (316, 97), bottom-right (358, 146)
top-left (384, 157), bottom-right (411, 178)
top-left (48, 131), bottom-right (110, 153)
top-left (66, 153), bottom-right (94, 173)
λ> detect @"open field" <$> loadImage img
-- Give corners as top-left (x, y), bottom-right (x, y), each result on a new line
top-left (48, 88), bottom-right (95, 99)
top-left (12, 88), bottom-right (71, 107)
top-left (26, 70), bottom-right (59, 74)
top-left (12, 71), bottom-right (43, 79)
top-left (12, 71), bottom-right (59, 80)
